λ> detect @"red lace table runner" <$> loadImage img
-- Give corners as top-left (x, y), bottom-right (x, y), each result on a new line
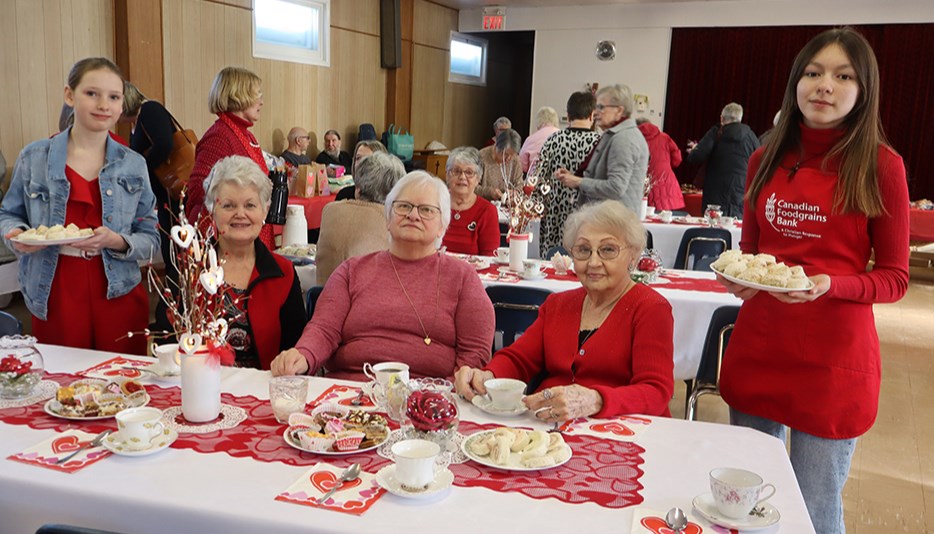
top-left (1, 373), bottom-right (644, 509)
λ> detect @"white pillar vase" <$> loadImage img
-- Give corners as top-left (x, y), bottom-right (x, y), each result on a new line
top-left (180, 346), bottom-right (221, 422)
top-left (639, 197), bottom-right (648, 221)
top-left (509, 233), bottom-right (530, 272)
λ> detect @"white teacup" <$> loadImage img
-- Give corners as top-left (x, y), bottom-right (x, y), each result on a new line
top-left (116, 407), bottom-right (166, 451)
top-left (709, 467), bottom-right (776, 519)
top-left (364, 362), bottom-right (410, 408)
top-left (521, 259), bottom-right (544, 279)
top-left (719, 216), bottom-right (735, 228)
top-left (392, 439), bottom-right (450, 490)
top-left (153, 343), bottom-right (180, 374)
top-left (659, 210), bottom-right (674, 223)
top-left (484, 378), bottom-right (526, 410)
top-left (645, 206), bottom-right (656, 218)
top-left (494, 247), bottom-right (510, 262)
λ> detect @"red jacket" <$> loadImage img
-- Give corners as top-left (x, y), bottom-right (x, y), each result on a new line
top-left (638, 122), bottom-right (685, 211)
top-left (484, 284), bottom-right (674, 417)
top-left (720, 125), bottom-right (909, 439)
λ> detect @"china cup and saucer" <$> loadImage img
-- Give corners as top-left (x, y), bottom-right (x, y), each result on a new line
top-left (101, 428), bottom-right (178, 457)
top-left (692, 492), bottom-right (781, 530)
top-left (470, 395), bottom-right (528, 416)
top-left (375, 464), bottom-right (454, 500)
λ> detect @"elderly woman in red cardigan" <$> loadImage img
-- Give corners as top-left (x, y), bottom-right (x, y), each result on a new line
top-left (455, 200), bottom-right (674, 421)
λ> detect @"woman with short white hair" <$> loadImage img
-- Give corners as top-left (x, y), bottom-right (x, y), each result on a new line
top-left (519, 106), bottom-right (561, 173)
top-left (272, 171), bottom-right (495, 381)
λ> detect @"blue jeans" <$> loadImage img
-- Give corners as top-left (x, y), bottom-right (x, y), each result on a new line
top-left (730, 408), bottom-right (856, 534)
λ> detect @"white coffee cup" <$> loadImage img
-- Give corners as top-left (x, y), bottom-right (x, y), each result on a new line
top-left (153, 343), bottom-right (180, 374)
top-left (392, 439), bottom-right (450, 490)
top-left (116, 407), bottom-right (166, 451)
top-left (364, 362), bottom-right (410, 408)
top-left (645, 206), bottom-right (656, 218)
top-left (709, 467), bottom-right (776, 519)
top-left (660, 210), bottom-right (674, 223)
top-left (484, 378), bottom-right (526, 410)
top-left (494, 247), bottom-right (510, 262)
top-left (521, 259), bottom-right (544, 279)
top-left (720, 216), bottom-right (735, 228)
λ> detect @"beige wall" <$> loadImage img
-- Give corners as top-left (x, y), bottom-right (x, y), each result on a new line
top-left (0, 0), bottom-right (115, 184)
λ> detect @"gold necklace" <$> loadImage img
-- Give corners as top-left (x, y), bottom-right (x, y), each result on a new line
top-left (388, 252), bottom-right (441, 346)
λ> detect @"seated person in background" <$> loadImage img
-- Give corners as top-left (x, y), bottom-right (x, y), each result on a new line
top-left (315, 129), bottom-right (353, 177)
top-left (334, 140), bottom-right (389, 201)
top-left (316, 152), bottom-right (405, 285)
top-left (441, 147), bottom-right (500, 256)
top-left (483, 116), bottom-right (512, 148)
top-left (280, 127), bottom-right (312, 167)
top-left (271, 171), bottom-right (495, 381)
top-left (519, 106), bottom-right (560, 173)
top-left (158, 156), bottom-right (306, 369)
top-left (477, 128), bottom-right (523, 201)
top-left (455, 200), bottom-right (674, 421)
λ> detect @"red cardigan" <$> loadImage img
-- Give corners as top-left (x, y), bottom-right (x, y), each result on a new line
top-left (442, 196), bottom-right (500, 256)
top-left (245, 240), bottom-right (306, 370)
top-left (484, 284), bottom-right (674, 417)
top-left (720, 125), bottom-right (909, 439)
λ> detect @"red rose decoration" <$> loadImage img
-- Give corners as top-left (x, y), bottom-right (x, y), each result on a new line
top-left (0, 356), bottom-right (31, 376)
top-left (637, 257), bottom-right (659, 272)
top-left (406, 390), bottom-right (457, 432)
top-left (522, 185), bottom-right (534, 196)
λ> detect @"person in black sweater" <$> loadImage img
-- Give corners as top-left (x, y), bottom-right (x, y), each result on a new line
top-left (314, 129), bottom-right (352, 176)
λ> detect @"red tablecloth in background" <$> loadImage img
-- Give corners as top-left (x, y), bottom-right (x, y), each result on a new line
top-left (273, 195), bottom-right (337, 235)
top-left (683, 192), bottom-right (703, 216)
top-left (910, 208), bottom-right (934, 242)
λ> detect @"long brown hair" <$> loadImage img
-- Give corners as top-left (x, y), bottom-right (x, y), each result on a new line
top-left (746, 27), bottom-right (889, 217)
top-left (66, 57), bottom-right (123, 90)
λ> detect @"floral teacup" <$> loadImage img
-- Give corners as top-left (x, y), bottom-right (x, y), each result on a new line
top-left (551, 253), bottom-right (573, 275)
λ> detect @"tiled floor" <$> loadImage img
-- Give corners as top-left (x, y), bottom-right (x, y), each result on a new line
top-left (670, 279), bottom-right (934, 533)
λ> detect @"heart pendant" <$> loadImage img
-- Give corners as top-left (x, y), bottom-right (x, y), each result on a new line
top-left (424, 337), bottom-right (431, 346)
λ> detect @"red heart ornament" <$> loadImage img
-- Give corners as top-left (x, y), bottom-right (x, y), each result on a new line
top-left (51, 435), bottom-right (91, 455)
top-left (590, 422), bottom-right (635, 436)
top-left (310, 471), bottom-right (363, 495)
top-left (640, 517), bottom-right (704, 534)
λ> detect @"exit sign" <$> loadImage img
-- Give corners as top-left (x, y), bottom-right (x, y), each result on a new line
top-left (482, 7), bottom-right (505, 31)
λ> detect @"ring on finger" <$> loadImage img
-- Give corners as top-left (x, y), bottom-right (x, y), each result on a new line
top-left (549, 408), bottom-right (556, 419)
top-left (542, 389), bottom-right (554, 401)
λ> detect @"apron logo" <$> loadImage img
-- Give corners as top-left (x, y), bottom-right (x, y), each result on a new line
top-left (765, 193), bottom-right (778, 231)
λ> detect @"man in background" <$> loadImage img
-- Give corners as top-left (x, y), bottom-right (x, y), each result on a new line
top-left (315, 129), bottom-right (353, 177)
top-left (483, 116), bottom-right (512, 147)
top-left (280, 127), bottom-right (311, 167)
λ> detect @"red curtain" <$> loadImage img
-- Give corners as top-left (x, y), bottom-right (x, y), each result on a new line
top-left (664, 24), bottom-right (934, 201)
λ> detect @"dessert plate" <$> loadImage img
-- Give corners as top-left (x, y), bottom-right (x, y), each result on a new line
top-left (44, 393), bottom-right (151, 421)
top-left (375, 464), bottom-right (454, 500)
top-left (102, 428), bottom-right (178, 457)
top-left (11, 235), bottom-right (91, 246)
top-left (283, 428), bottom-right (386, 456)
top-left (711, 265), bottom-right (815, 293)
top-left (692, 492), bottom-right (781, 531)
top-left (461, 429), bottom-right (572, 471)
top-left (471, 395), bottom-right (529, 417)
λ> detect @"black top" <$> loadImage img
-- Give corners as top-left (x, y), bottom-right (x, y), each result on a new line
top-left (129, 101), bottom-right (176, 207)
top-left (281, 150), bottom-right (312, 167)
top-left (686, 121), bottom-right (760, 217)
top-left (314, 150), bottom-right (352, 169)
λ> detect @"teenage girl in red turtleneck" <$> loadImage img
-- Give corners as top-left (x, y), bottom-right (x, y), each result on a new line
top-left (185, 66), bottom-right (274, 249)
top-left (717, 28), bottom-right (908, 534)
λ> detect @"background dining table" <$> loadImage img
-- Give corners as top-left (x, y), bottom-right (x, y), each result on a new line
top-left (0, 344), bottom-right (814, 533)
top-left (644, 220), bottom-right (743, 269)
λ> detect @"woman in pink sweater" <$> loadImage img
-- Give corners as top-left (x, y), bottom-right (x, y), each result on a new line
top-left (455, 200), bottom-right (674, 421)
top-left (271, 171), bottom-right (495, 381)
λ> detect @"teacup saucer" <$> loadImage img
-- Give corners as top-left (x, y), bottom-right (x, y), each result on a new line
top-left (692, 492), bottom-right (781, 531)
top-left (375, 464), bottom-right (454, 500)
top-left (101, 428), bottom-right (178, 457)
top-left (145, 363), bottom-right (180, 379)
top-left (494, 257), bottom-right (510, 265)
top-left (471, 395), bottom-right (528, 416)
top-left (519, 272), bottom-right (546, 281)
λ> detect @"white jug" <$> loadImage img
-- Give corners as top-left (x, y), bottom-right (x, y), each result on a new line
top-left (282, 205), bottom-right (308, 246)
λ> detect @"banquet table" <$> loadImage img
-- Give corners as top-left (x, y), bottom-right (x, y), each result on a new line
top-left (275, 194), bottom-right (338, 233)
top-left (0, 344), bottom-right (813, 534)
top-left (909, 208), bottom-right (934, 242)
top-left (682, 192), bottom-right (703, 216)
top-left (644, 220), bottom-right (743, 270)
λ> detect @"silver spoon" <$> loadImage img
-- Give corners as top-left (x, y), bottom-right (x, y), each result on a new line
top-left (317, 463), bottom-right (362, 504)
top-left (665, 506), bottom-right (688, 533)
top-left (56, 429), bottom-right (113, 464)
top-left (350, 388), bottom-right (366, 406)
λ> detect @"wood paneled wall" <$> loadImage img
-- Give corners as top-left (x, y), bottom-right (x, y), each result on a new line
top-left (0, 0), bottom-right (114, 184)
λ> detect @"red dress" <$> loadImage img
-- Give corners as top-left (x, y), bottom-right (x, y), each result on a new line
top-left (31, 166), bottom-right (149, 355)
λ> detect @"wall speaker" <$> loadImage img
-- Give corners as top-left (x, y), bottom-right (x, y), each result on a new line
top-left (380, 0), bottom-right (402, 69)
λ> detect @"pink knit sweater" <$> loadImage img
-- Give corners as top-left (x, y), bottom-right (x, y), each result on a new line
top-left (296, 250), bottom-right (495, 381)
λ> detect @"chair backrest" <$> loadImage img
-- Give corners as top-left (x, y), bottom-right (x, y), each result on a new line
top-left (0, 310), bottom-right (23, 336)
top-left (674, 227), bottom-right (733, 270)
top-left (543, 245), bottom-right (568, 260)
top-left (646, 229), bottom-right (654, 250)
top-left (305, 286), bottom-right (325, 321)
top-left (485, 285), bottom-right (553, 350)
top-left (694, 305), bottom-right (741, 387)
top-left (498, 222), bottom-right (509, 248)
top-left (693, 255), bottom-right (718, 272)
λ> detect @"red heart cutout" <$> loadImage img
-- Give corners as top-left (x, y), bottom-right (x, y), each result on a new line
top-left (590, 422), bottom-right (635, 436)
top-left (104, 368), bottom-right (141, 378)
top-left (310, 470), bottom-right (363, 495)
top-left (51, 435), bottom-right (91, 454)
top-left (640, 517), bottom-right (704, 534)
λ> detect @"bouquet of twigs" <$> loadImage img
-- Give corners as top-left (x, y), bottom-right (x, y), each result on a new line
top-left (643, 173), bottom-right (655, 198)
top-left (501, 161), bottom-right (551, 235)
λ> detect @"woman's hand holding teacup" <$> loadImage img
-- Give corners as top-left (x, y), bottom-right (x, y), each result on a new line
top-left (454, 366), bottom-right (494, 401)
top-left (271, 348), bottom-right (310, 377)
top-left (525, 385), bottom-right (604, 423)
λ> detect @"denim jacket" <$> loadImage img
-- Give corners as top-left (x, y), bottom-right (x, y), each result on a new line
top-left (0, 128), bottom-right (160, 320)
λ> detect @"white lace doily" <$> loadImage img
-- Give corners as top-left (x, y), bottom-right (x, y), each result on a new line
top-left (377, 428), bottom-right (468, 464)
top-left (162, 404), bottom-right (247, 434)
top-left (0, 380), bottom-right (58, 409)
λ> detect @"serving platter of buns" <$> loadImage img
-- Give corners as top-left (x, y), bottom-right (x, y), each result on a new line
top-left (710, 250), bottom-right (814, 293)
top-left (13, 223), bottom-right (94, 245)
top-left (44, 378), bottom-right (149, 420)
top-left (462, 426), bottom-right (573, 471)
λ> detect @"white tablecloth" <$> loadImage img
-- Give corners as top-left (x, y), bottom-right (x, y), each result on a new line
top-left (644, 222), bottom-right (743, 270)
top-left (0, 344), bottom-right (813, 533)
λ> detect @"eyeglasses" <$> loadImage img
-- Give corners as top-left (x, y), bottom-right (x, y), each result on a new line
top-left (448, 168), bottom-right (478, 178)
top-left (594, 104), bottom-right (621, 112)
top-left (392, 201), bottom-right (442, 220)
top-left (570, 244), bottom-right (622, 261)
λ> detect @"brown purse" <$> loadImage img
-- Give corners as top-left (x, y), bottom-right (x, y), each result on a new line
top-left (141, 111), bottom-right (198, 200)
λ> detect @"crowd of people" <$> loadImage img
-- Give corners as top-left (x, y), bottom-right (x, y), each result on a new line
top-left (0, 26), bottom-right (908, 534)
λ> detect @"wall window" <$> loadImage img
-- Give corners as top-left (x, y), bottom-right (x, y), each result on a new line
top-left (253, 0), bottom-right (330, 67)
top-left (449, 32), bottom-right (487, 86)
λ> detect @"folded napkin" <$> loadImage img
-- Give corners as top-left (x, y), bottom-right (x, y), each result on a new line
top-left (478, 272), bottom-right (520, 283)
top-left (275, 463), bottom-right (385, 516)
top-left (7, 429), bottom-right (112, 473)
top-left (309, 384), bottom-right (376, 410)
top-left (79, 356), bottom-right (153, 380)
top-left (559, 415), bottom-right (653, 442)
top-left (630, 506), bottom-right (739, 534)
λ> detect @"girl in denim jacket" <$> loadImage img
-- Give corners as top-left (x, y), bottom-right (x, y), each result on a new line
top-left (0, 58), bottom-right (159, 354)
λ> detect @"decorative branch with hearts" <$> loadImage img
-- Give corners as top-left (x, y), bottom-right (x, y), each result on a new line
top-left (501, 160), bottom-right (550, 236)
